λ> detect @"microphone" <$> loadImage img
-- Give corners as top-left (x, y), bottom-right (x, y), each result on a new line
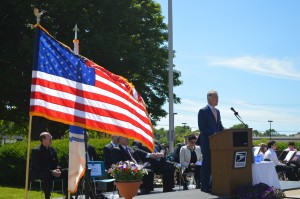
top-left (230, 107), bottom-right (238, 115)
top-left (230, 107), bottom-right (247, 128)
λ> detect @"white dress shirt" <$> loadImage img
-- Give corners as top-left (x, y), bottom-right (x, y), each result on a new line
top-left (264, 148), bottom-right (284, 166)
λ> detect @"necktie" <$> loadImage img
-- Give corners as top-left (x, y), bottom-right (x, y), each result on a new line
top-left (126, 147), bottom-right (137, 164)
top-left (213, 108), bottom-right (217, 122)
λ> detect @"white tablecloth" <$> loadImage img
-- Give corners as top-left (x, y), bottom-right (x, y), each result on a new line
top-left (252, 161), bottom-right (281, 189)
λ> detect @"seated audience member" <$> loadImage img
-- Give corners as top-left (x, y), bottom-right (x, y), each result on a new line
top-left (103, 135), bottom-right (119, 170)
top-left (285, 142), bottom-right (297, 152)
top-left (264, 141), bottom-right (297, 180)
top-left (180, 134), bottom-right (202, 190)
top-left (30, 132), bottom-right (69, 199)
top-left (173, 136), bottom-right (188, 163)
top-left (86, 132), bottom-right (97, 161)
top-left (132, 140), bottom-right (175, 193)
top-left (257, 143), bottom-right (268, 160)
top-left (112, 137), bottom-right (154, 194)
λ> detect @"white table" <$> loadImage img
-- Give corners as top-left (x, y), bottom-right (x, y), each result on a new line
top-left (252, 161), bottom-right (281, 189)
top-left (252, 161), bottom-right (280, 189)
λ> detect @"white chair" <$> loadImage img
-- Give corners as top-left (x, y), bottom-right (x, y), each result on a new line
top-left (29, 178), bottom-right (64, 198)
top-left (29, 179), bottom-right (43, 198)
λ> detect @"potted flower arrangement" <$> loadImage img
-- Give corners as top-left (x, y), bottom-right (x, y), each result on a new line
top-left (110, 160), bottom-right (147, 199)
top-left (236, 182), bottom-right (285, 199)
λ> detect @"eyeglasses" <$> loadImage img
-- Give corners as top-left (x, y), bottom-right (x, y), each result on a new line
top-left (189, 141), bottom-right (196, 144)
top-left (45, 135), bottom-right (52, 140)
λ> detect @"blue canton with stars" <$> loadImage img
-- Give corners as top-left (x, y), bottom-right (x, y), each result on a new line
top-left (37, 30), bottom-right (95, 86)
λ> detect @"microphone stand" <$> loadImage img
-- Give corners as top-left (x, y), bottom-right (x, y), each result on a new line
top-left (233, 112), bottom-right (247, 128)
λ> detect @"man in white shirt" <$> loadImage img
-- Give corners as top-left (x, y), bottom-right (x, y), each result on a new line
top-left (264, 141), bottom-right (284, 166)
top-left (265, 141), bottom-right (297, 180)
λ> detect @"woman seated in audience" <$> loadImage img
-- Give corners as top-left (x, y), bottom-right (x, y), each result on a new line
top-left (257, 143), bottom-right (268, 161)
top-left (180, 134), bottom-right (202, 190)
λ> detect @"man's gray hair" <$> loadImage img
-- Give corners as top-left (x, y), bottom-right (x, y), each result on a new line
top-left (207, 90), bottom-right (218, 101)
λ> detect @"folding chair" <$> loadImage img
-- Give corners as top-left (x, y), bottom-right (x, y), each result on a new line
top-left (29, 178), bottom-right (64, 198)
top-left (87, 161), bottom-right (115, 196)
top-left (29, 179), bottom-right (43, 198)
top-left (182, 172), bottom-right (196, 189)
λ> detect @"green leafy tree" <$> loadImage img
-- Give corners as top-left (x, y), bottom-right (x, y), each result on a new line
top-left (252, 129), bottom-right (262, 137)
top-left (0, 0), bottom-right (182, 139)
top-left (230, 123), bottom-right (249, 129)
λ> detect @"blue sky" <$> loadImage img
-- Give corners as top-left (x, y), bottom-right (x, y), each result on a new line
top-left (154, 0), bottom-right (300, 135)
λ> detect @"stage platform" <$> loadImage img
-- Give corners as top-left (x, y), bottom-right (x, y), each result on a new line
top-left (54, 181), bottom-right (300, 199)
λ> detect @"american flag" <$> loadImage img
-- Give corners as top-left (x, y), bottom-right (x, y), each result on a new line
top-left (30, 25), bottom-right (154, 150)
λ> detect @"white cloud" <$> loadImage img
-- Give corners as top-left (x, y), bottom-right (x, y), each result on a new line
top-left (208, 56), bottom-right (300, 80)
top-left (156, 97), bottom-right (300, 134)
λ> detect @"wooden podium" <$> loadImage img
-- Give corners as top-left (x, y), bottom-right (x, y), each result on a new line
top-left (209, 128), bottom-right (253, 195)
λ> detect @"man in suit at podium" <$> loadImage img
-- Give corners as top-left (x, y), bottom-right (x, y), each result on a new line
top-left (197, 90), bottom-right (224, 193)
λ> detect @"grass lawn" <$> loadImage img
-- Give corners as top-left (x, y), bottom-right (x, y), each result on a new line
top-left (0, 186), bottom-right (63, 199)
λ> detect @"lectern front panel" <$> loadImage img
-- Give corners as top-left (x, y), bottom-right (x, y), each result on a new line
top-left (233, 131), bottom-right (248, 147)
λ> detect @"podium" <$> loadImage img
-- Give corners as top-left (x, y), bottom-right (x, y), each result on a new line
top-left (209, 128), bottom-right (253, 195)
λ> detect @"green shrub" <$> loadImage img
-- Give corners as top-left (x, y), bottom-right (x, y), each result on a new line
top-left (0, 137), bottom-right (110, 186)
top-left (253, 139), bottom-right (300, 151)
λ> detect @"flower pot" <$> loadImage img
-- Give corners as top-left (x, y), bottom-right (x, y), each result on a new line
top-left (115, 181), bottom-right (142, 199)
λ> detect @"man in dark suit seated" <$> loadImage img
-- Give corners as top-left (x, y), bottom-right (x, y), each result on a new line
top-left (132, 140), bottom-right (175, 193)
top-left (86, 133), bottom-right (97, 161)
top-left (112, 136), bottom-right (154, 194)
top-left (101, 135), bottom-right (119, 192)
top-left (30, 132), bottom-right (69, 199)
top-left (103, 135), bottom-right (119, 170)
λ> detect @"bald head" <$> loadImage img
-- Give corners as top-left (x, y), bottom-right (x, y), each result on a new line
top-left (118, 136), bottom-right (129, 146)
top-left (111, 135), bottom-right (119, 144)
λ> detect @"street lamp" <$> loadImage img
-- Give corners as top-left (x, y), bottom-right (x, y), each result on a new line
top-left (268, 120), bottom-right (273, 140)
top-left (182, 122), bottom-right (187, 128)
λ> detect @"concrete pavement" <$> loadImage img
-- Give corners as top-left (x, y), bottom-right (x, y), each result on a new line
top-left (54, 180), bottom-right (300, 199)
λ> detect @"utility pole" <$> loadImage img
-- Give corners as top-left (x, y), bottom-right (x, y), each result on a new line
top-left (268, 120), bottom-right (273, 140)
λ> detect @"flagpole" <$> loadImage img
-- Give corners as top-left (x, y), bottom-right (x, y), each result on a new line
top-left (24, 116), bottom-right (33, 199)
top-left (168, 0), bottom-right (175, 153)
top-left (72, 24), bottom-right (93, 199)
top-left (25, 8), bottom-right (45, 198)
top-left (70, 24), bottom-right (80, 199)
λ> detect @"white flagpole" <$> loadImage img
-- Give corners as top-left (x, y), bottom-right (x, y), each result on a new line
top-left (67, 24), bottom-right (81, 199)
top-left (168, 0), bottom-right (174, 153)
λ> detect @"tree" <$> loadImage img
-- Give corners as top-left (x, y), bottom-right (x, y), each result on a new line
top-left (0, 0), bottom-right (182, 139)
top-left (230, 123), bottom-right (249, 129)
top-left (252, 130), bottom-right (261, 137)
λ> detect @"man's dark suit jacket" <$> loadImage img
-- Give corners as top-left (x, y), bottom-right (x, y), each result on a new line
top-left (197, 105), bottom-right (224, 149)
top-left (87, 144), bottom-right (97, 161)
top-left (30, 144), bottom-right (59, 180)
top-left (111, 145), bottom-right (154, 193)
top-left (132, 141), bottom-right (175, 192)
top-left (30, 144), bottom-right (69, 197)
top-left (111, 145), bottom-right (141, 164)
top-left (103, 143), bottom-right (115, 170)
top-left (196, 104), bottom-right (224, 191)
